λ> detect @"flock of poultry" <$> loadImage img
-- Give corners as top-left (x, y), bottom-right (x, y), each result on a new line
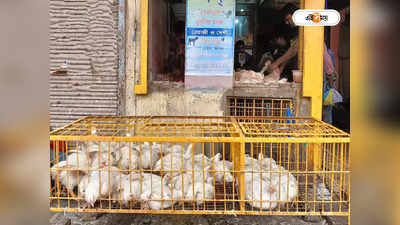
top-left (51, 141), bottom-right (298, 210)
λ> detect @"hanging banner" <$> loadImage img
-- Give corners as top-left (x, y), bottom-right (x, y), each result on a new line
top-left (185, 0), bottom-right (235, 88)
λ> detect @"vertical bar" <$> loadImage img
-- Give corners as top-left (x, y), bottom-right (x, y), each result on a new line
top-left (135, 0), bottom-right (148, 94)
top-left (272, 100), bottom-right (276, 116)
top-left (252, 98), bottom-right (255, 116)
top-left (322, 143), bottom-right (327, 213)
top-left (223, 143), bottom-right (227, 212)
top-left (348, 144), bottom-right (351, 225)
top-left (234, 97), bottom-right (237, 116)
top-left (67, 142), bottom-right (71, 209)
top-left (298, 0), bottom-right (304, 71)
top-left (303, 0), bottom-right (325, 120)
top-left (278, 143), bottom-right (282, 212)
top-left (238, 141), bottom-right (245, 211)
top-left (296, 143), bottom-right (300, 212)
top-left (211, 143), bottom-right (216, 210)
top-left (313, 143), bottom-right (323, 171)
top-left (202, 142), bottom-right (206, 209)
top-left (339, 143), bottom-right (344, 212)
top-left (305, 143), bottom-right (309, 212)
top-left (261, 99), bottom-right (265, 116)
top-left (231, 142), bottom-right (238, 209)
top-left (244, 99), bottom-right (247, 116)
top-left (108, 142), bottom-right (111, 209)
top-left (330, 143), bottom-right (336, 212)
top-left (287, 143), bottom-right (292, 212)
top-left (56, 141), bottom-right (61, 208)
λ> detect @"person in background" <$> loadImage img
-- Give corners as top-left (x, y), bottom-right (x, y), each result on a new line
top-left (165, 21), bottom-right (186, 82)
top-left (322, 43), bottom-right (338, 124)
top-left (270, 3), bottom-right (338, 123)
top-left (257, 32), bottom-right (290, 75)
top-left (267, 3), bottom-right (299, 81)
top-left (234, 40), bottom-right (254, 71)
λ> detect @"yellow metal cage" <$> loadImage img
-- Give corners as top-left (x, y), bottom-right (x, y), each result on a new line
top-left (227, 97), bottom-right (294, 117)
top-left (50, 116), bottom-right (350, 222)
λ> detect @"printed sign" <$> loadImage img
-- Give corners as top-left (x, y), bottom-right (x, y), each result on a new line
top-left (185, 0), bottom-right (235, 76)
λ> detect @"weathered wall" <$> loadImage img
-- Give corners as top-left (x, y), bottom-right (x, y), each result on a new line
top-left (124, 1), bottom-right (310, 117)
top-left (49, 0), bottom-right (311, 122)
top-left (134, 83), bottom-right (232, 116)
top-left (133, 83), bottom-right (310, 117)
top-left (49, 0), bottom-right (120, 129)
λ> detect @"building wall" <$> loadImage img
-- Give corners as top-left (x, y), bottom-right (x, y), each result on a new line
top-left (132, 83), bottom-right (310, 117)
top-left (49, 0), bottom-right (120, 129)
top-left (48, 0), bottom-right (311, 124)
top-left (125, 0), bottom-right (311, 117)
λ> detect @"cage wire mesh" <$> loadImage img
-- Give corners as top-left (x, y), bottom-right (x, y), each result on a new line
top-left (227, 97), bottom-right (294, 117)
top-left (50, 116), bottom-right (350, 220)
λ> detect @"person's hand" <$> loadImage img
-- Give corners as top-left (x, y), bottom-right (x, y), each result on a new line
top-left (267, 62), bottom-right (278, 73)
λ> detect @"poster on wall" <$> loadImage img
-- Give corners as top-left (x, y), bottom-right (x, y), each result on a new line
top-left (185, 0), bottom-right (235, 88)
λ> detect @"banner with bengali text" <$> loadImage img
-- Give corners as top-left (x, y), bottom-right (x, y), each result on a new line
top-left (185, 0), bottom-right (235, 77)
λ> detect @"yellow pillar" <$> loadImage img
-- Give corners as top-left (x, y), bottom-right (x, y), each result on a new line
top-left (135, 0), bottom-right (148, 94)
top-left (303, 0), bottom-right (325, 175)
top-left (298, 0), bottom-right (305, 71)
top-left (238, 142), bottom-right (245, 211)
top-left (303, 0), bottom-right (325, 120)
top-left (231, 141), bottom-right (246, 211)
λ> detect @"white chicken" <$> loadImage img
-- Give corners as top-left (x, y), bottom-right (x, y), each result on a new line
top-left (166, 165), bottom-right (213, 206)
top-left (184, 151), bottom-right (212, 170)
top-left (159, 143), bottom-right (192, 156)
top-left (78, 174), bottom-right (90, 199)
top-left (242, 154), bottom-right (298, 210)
top-left (244, 172), bottom-right (278, 210)
top-left (51, 151), bottom-right (91, 197)
top-left (167, 172), bottom-right (192, 200)
top-left (184, 181), bottom-right (215, 206)
top-left (258, 153), bottom-right (279, 171)
top-left (84, 166), bottom-right (122, 207)
top-left (85, 140), bottom-right (123, 152)
top-left (269, 167), bottom-right (298, 203)
top-left (89, 147), bottom-right (122, 169)
top-left (111, 173), bottom-right (142, 206)
top-left (256, 153), bottom-right (281, 182)
top-left (138, 173), bottom-right (178, 210)
top-left (244, 154), bottom-right (260, 169)
top-left (209, 153), bottom-right (234, 183)
top-left (119, 145), bottom-right (140, 170)
top-left (133, 142), bottom-right (162, 169)
top-left (154, 145), bottom-right (192, 179)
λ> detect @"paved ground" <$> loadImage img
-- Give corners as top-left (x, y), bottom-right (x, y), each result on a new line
top-left (50, 213), bottom-right (348, 225)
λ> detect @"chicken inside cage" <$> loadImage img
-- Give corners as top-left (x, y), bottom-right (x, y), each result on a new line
top-left (51, 141), bottom-right (240, 210)
top-left (50, 116), bottom-right (349, 218)
top-left (49, 140), bottom-right (324, 212)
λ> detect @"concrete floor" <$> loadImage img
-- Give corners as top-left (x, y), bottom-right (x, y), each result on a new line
top-left (51, 213), bottom-right (349, 225)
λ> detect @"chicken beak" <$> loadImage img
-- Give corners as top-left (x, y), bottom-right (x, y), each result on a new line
top-left (268, 186), bottom-right (277, 193)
